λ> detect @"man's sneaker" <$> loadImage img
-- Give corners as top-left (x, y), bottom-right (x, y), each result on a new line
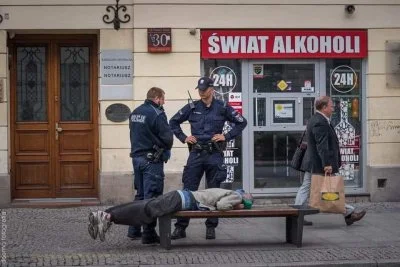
top-left (345, 209), bottom-right (367, 226)
top-left (141, 233), bottom-right (160, 245)
top-left (206, 227), bottom-right (215, 240)
top-left (89, 211), bottom-right (110, 242)
top-left (88, 223), bottom-right (98, 240)
top-left (171, 227), bottom-right (186, 240)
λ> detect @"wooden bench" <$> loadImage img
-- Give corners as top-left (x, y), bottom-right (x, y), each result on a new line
top-left (158, 205), bottom-right (319, 249)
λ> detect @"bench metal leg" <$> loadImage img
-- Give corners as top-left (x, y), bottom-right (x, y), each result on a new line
top-left (159, 215), bottom-right (172, 250)
top-left (286, 213), bottom-right (304, 248)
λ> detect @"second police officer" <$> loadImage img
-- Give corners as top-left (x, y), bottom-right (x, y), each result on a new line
top-left (169, 77), bottom-right (248, 240)
top-left (127, 87), bottom-right (174, 245)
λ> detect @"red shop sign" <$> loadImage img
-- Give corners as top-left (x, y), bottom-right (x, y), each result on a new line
top-left (201, 30), bottom-right (367, 59)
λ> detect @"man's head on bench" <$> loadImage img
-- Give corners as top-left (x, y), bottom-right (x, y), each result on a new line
top-left (235, 189), bottom-right (254, 209)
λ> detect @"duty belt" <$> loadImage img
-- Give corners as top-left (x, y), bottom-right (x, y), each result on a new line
top-left (191, 142), bottom-right (223, 154)
top-left (193, 143), bottom-right (213, 153)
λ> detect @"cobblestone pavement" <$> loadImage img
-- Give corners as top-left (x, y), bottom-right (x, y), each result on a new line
top-left (1, 202), bottom-right (400, 266)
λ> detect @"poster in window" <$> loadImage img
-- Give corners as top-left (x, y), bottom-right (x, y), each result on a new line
top-left (273, 100), bottom-right (295, 123)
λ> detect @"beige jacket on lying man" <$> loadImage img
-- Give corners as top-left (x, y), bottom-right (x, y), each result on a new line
top-left (191, 188), bottom-right (242, 211)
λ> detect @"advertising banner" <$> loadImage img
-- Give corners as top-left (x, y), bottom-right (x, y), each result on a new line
top-left (201, 30), bottom-right (367, 59)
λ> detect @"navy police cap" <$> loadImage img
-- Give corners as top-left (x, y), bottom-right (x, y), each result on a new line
top-left (196, 76), bottom-right (214, 90)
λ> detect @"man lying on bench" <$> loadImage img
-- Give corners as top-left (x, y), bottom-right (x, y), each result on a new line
top-left (87, 188), bottom-right (254, 244)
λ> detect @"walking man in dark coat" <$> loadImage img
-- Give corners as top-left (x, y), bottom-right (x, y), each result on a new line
top-left (295, 96), bottom-right (366, 226)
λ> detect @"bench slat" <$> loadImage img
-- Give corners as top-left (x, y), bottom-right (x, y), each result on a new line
top-left (174, 207), bottom-right (299, 218)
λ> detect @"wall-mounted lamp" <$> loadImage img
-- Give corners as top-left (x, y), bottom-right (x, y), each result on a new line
top-left (345, 4), bottom-right (356, 15)
top-left (189, 28), bottom-right (197, 36)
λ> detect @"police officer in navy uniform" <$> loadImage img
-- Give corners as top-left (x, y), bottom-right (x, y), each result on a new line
top-left (127, 87), bottom-right (174, 244)
top-left (169, 77), bottom-right (247, 240)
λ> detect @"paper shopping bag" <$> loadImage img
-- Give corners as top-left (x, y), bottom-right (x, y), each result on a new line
top-left (309, 174), bottom-right (346, 214)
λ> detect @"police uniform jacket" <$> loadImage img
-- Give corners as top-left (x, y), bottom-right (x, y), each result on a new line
top-left (129, 99), bottom-right (173, 157)
top-left (169, 98), bottom-right (247, 144)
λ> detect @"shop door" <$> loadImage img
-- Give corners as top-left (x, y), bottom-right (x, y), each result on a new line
top-left (248, 60), bottom-right (324, 194)
top-left (10, 35), bottom-right (98, 198)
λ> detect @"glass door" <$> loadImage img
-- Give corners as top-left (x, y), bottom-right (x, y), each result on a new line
top-left (248, 60), bottom-right (323, 194)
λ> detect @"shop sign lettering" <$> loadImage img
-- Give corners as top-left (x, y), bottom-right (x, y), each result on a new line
top-left (223, 139), bottom-right (240, 182)
top-left (339, 136), bottom-right (360, 181)
top-left (201, 30), bottom-right (367, 59)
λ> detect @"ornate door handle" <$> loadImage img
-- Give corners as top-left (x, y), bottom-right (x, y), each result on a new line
top-left (55, 122), bottom-right (63, 140)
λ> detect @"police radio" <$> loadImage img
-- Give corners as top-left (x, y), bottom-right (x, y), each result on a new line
top-left (187, 91), bottom-right (195, 152)
top-left (187, 90), bottom-right (195, 110)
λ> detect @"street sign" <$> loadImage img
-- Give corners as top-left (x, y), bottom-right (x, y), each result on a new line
top-left (148, 28), bottom-right (172, 53)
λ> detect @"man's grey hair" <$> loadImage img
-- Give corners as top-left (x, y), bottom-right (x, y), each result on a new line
top-left (314, 96), bottom-right (331, 111)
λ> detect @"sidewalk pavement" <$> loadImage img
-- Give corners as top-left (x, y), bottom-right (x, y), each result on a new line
top-left (2, 202), bottom-right (400, 267)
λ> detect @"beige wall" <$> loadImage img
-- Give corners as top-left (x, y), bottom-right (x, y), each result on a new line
top-left (367, 29), bottom-right (400, 166)
top-left (0, 30), bottom-right (8, 175)
top-left (0, 30), bottom-right (10, 206)
top-left (99, 29), bottom-right (134, 174)
top-left (134, 5), bottom-right (400, 29)
top-left (1, 1), bottom-right (399, 30)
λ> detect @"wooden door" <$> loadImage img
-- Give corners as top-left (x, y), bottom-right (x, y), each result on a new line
top-left (10, 35), bottom-right (98, 198)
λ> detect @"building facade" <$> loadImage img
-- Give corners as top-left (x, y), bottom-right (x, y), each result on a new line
top-left (0, 0), bottom-right (399, 206)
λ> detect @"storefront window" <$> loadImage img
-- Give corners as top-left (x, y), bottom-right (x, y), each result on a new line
top-left (326, 59), bottom-right (362, 187)
top-left (253, 64), bottom-right (315, 93)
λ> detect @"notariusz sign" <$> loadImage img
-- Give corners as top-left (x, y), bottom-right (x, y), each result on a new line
top-left (101, 50), bottom-right (133, 85)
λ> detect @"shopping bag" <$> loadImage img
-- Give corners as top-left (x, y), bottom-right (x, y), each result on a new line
top-left (290, 130), bottom-right (307, 171)
top-left (309, 174), bottom-right (346, 214)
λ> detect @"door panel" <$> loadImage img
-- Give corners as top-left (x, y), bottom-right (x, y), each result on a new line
top-left (12, 44), bottom-right (52, 198)
top-left (10, 35), bottom-right (98, 199)
top-left (55, 43), bottom-right (96, 197)
top-left (15, 130), bottom-right (49, 154)
top-left (249, 60), bottom-right (320, 194)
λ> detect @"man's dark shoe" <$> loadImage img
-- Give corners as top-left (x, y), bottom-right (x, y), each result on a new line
top-left (141, 233), bottom-right (160, 245)
top-left (345, 209), bottom-right (367, 226)
top-left (171, 227), bottom-right (186, 240)
top-left (127, 232), bottom-right (142, 240)
top-left (303, 219), bottom-right (313, 226)
top-left (206, 227), bottom-right (215, 240)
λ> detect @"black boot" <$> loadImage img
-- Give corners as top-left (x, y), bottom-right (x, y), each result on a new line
top-left (171, 227), bottom-right (186, 240)
top-left (141, 232), bottom-right (160, 244)
top-left (303, 219), bottom-right (313, 226)
top-left (206, 227), bottom-right (215, 240)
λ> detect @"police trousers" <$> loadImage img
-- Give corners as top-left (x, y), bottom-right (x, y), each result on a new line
top-left (175, 150), bottom-right (226, 229)
top-left (128, 156), bottom-right (165, 236)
